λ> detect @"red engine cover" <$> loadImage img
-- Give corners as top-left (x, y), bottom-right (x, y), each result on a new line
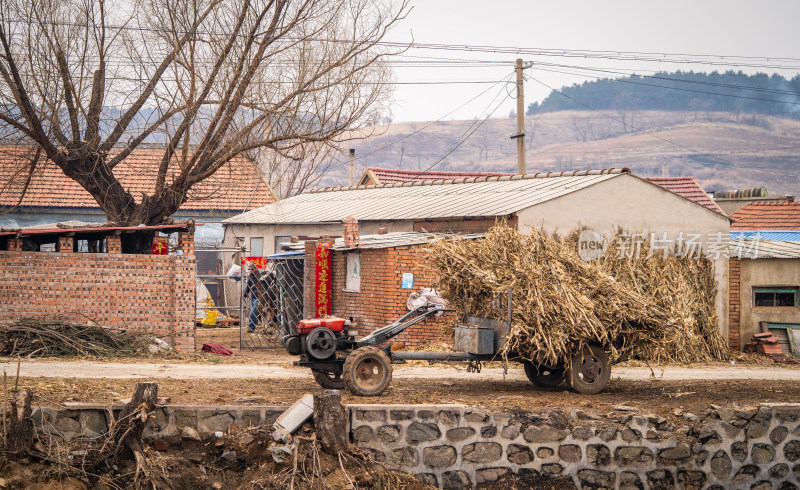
top-left (297, 317), bottom-right (346, 334)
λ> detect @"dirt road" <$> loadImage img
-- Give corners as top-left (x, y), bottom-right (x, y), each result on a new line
top-left (1, 357), bottom-right (798, 381)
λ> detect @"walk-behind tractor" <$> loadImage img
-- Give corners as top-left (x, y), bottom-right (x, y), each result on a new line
top-left (283, 300), bottom-right (611, 396)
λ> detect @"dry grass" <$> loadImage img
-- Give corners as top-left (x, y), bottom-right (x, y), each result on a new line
top-left (427, 224), bottom-right (728, 366)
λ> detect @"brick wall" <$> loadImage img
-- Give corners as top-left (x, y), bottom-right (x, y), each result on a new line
top-left (0, 232), bottom-right (196, 351)
top-left (729, 257), bottom-right (741, 350)
top-left (329, 244), bottom-right (449, 347)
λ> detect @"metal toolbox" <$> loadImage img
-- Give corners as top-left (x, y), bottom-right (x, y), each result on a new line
top-left (455, 324), bottom-right (495, 355)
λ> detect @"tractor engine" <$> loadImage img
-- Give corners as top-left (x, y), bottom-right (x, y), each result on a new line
top-left (283, 317), bottom-right (355, 360)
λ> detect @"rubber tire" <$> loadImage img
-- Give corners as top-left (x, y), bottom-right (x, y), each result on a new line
top-left (312, 370), bottom-right (346, 390)
top-left (343, 346), bottom-right (393, 396)
top-left (523, 362), bottom-right (565, 387)
top-left (567, 344), bottom-right (611, 395)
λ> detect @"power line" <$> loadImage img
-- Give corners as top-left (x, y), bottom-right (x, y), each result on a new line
top-left (346, 74), bottom-right (515, 165)
top-left (532, 62), bottom-right (800, 97)
top-left (407, 81), bottom-right (513, 179)
top-left (7, 17), bottom-right (800, 70)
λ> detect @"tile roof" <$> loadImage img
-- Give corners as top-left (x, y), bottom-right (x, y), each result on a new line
top-left (730, 202), bottom-right (800, 231)
top-left (362, 167), bottom-right (513, 185)
top-left (360, 168), bottom-right (723, 215)
top-left (225, 169), bottom-right (628, 224)
top-left (644, 177), bottom-right (724, 214)
top-left (0, 146), bottom-right (274, 213)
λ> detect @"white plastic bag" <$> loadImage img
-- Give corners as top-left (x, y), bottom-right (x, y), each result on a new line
top-left (226, 264), bottom-right (242, 280)
top-left (407, 287), bottom-right (447, 316)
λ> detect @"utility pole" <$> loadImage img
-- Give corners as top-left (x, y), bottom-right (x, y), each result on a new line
top-left (511, 59), bottom-right (526, 174)
top-left (348, 149), bottom-right (355, 186)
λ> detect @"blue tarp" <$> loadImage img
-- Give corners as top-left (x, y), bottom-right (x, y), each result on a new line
top-left (730, 231), bottom-right (800, 241)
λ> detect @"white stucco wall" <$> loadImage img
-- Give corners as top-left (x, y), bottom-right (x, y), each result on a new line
top-left (516, 174), bottom-right (732, 341)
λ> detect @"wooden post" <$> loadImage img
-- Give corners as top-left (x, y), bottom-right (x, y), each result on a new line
top-left (515, 58), bottom-right (526, 175)
top-left (2, 370), bottom-right (6, 449)
top-left (7, 389), bottom-right (33, 453)
top-left (312, 390), bottom-right (348, 453)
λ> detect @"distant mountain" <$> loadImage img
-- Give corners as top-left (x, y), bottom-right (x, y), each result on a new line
top-left (527, 71), bottom-right (800, 117)
top-left (328, 110), bottom-right (800, 197)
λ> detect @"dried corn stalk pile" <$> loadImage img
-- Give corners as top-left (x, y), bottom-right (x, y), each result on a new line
top-left (590, 232), bottom-right (729, 362)
top-left (427, 224), bottom-right (728, 365)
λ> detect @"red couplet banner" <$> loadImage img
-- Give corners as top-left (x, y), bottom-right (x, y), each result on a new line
top-left (241, 256), bottom-right (268, 269)
top-left (315, 243), bottom-right (332, 317)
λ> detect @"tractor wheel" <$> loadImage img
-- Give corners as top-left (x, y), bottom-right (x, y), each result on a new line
top-left (343, 346), bottom-right (393, 396)
top-left (312, 370), bottom-right (345, 390)
top-left (523, 362), bottom-right (565, 387)
top-left (567, 344), bottom-right (611, 394)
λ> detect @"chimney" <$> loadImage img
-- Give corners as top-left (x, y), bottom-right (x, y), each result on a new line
top-left (349, 149), bottom-right (356, 186)
top-left (343, 216), bottom-right (359, 248)
top-left (661, 163), bottom-right (669, 178)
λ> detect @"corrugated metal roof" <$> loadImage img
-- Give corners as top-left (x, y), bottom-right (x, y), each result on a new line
top-left (224, 170), bottom-right (626, 225)
top-left (731, 240), bottom-right (800, 259)
top-left (730, 231), bottom-right (800, 241)
top-left (364, 167), bottom-right (513, 185)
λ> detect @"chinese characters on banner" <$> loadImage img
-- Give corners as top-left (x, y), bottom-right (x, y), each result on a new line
top-left (152, 236), bottom-right (168, 255)
top-left (315, 243), bottom-right (332, 317)
top-left (241, 256), bottom-right (268, 269)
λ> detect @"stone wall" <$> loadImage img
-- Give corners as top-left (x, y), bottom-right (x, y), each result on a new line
top-left (32, 404), bottom-right (285, 442)
top-left (27, 402), bottom-right (800, 489)
top-left (350, 403), bottom-right (800, 489)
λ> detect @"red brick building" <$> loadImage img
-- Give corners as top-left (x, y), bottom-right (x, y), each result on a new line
top-left (302, 231), bottom-right (470, 346)
top-left (0, 223), bottom-right (197, 351)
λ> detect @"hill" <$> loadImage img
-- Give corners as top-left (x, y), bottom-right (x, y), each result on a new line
top-left (527, 71), bottom-right (800, 116)
top-left (326, 110), bottom-right (800, 197)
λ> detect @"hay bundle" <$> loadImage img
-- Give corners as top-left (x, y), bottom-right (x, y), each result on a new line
top-left (427, 224), bottom-right (727, 365)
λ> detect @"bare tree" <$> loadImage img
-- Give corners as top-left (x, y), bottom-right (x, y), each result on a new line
top-left (0, 0), bottom-right (408, 238)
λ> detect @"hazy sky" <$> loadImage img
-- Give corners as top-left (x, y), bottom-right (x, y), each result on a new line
top-left (385, 0), bottom-right (800, 122)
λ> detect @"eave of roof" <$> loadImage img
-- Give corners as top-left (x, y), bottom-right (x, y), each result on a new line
top-left (0, 222), bottom-right (195, 238)
top-left (224, 168), bottom-right (631, 225)
top-left (730, 239), bottom-right (800, 259)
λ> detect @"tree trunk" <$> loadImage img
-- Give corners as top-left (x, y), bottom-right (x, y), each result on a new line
top-left (312, 390), bottom-right (348, 453)
top-left (106, 383), bottom-right (158, 479)
top-left (6, 389), bottom-right (34, 453)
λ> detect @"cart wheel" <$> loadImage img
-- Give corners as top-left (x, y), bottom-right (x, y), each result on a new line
top-left (343, 346), bottom-right (393, 396)
top-left (567, 344), bottom-right (611, 394)
top-left (523, 362), bottom-right (565, 387)
top-left (312, 370), bottom-right (346, 390)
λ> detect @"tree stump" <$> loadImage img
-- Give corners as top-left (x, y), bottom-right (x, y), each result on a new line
top-left (313, 390), bottom-right (348, 453)
top-left (7, 389), bottom-right (34, 453)
top-left (106, 383), bottom-right (158, 478)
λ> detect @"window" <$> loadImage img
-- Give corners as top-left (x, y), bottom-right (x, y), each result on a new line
top-left (275, 236), bottom-right (292, 253)
top-left (345, 253), bottom-right (361, 292)
top-left (250, 237), bottom-right (264, 257)
top-left (754, 288), bottom-right (798, 307)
